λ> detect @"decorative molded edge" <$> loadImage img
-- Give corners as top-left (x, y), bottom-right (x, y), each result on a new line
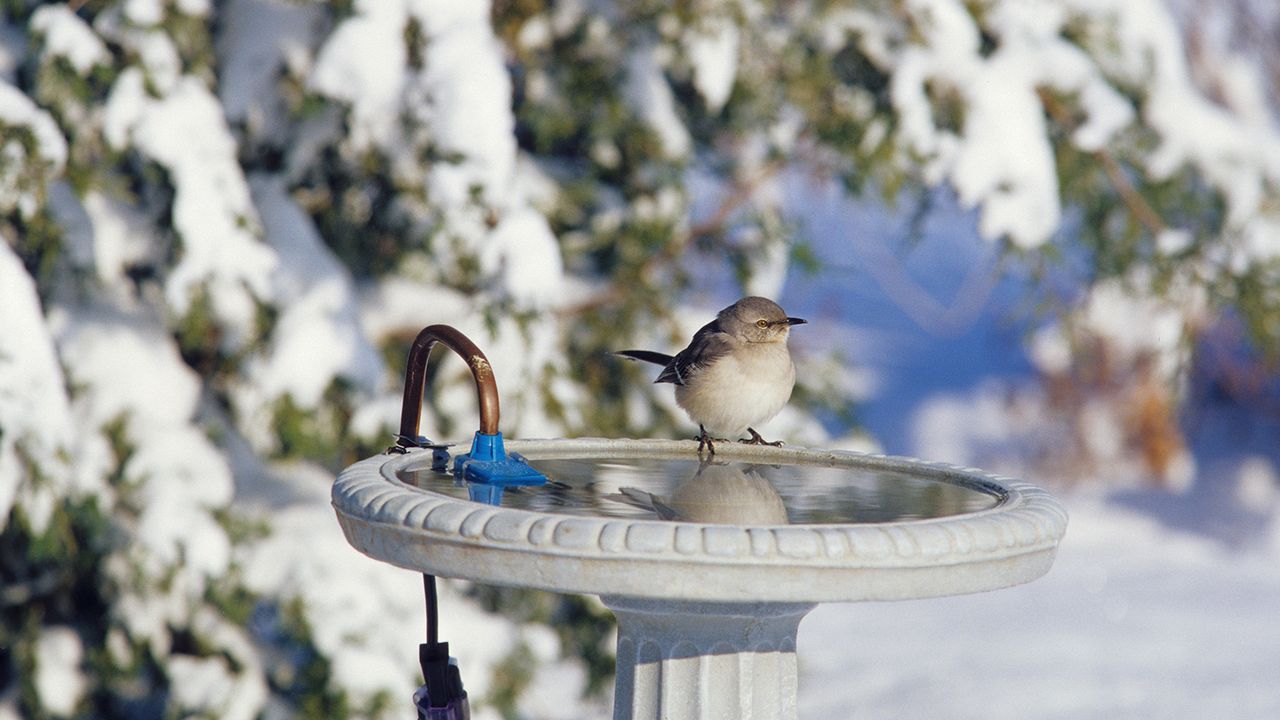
top-left (331, 438), bottom-right (1068, 570)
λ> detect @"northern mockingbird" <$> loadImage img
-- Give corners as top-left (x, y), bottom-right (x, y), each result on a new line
top-left (617, 296), bottom-right (806, 454)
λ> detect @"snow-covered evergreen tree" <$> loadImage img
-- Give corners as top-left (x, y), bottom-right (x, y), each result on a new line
top-left (2, 0), bottom-right (1277, 717)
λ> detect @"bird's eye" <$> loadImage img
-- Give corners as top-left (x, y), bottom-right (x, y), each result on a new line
top-left (756, 319), bottom-right (769, 328)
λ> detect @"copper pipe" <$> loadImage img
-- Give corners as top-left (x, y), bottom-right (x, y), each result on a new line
top-left (396, 325), bottom-right (500, 449)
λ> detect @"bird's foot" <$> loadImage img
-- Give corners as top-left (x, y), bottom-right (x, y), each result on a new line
top-left (697, 427), bottom-right (715, 456)
top-left (740, 427), bottom-right (784, 447)
top-left (696, 426), bottom-right (730, 456)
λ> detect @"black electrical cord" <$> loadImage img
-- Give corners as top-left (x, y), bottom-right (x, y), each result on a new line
top-left (424, 573), bottom-right (438, 646)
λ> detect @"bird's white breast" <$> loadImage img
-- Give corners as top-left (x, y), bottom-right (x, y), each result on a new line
top-left (674, 341), bottom-right (796, 438)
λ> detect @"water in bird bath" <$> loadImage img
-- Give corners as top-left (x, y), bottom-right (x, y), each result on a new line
top-left (397, 454), bottom-right (1003, 525)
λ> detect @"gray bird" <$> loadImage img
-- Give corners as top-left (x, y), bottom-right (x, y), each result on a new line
top-left (617, 296), bottom-right (806, 454)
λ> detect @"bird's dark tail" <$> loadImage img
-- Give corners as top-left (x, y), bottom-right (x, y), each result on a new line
top-left (614, 349), bottom-right (674, 366)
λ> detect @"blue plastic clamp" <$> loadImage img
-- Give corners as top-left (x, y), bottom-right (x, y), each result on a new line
top-left (452, 432), bottom-right (548, 496)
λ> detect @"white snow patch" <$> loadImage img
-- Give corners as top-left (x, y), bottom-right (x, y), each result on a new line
top-left (33, 627), bottom-right (87, 718)
top-left (0, 80), bottom-right (67, 217)
top-left (911, 379), bottom-right (1044, 469)
top-left (484, 208), bottom-right (565, 307)
top-left (1236, 457), bottom-right (1279, 513)
top-left (358, 278), bottom-right (475, 343)
top-left (1156, 228), bottom-right (1194, 255)
top-left (166, 611), bottom-right (265, 720)
top-left (1240, 217), bottom-right (1280, 264)
top-left (54, 310), bottom-right (200, 427)
top-left (951, 51), bottom-right (1061, 247)
top-left (103, 70), bottom-right (278, 349)
top-left (742, 233), bottom-right (791, 300)
top-left (412, 0), bottom-right (517, 209)
top-left (883, 0), bottom-right (1280, 254)
top-left (131, 432), bottom-right (234, 576)
top-left (800, 495), bottom-right (1280, 718)
top-left (94, 11), bottom-right (183, 94)
top-left (311, 0), bottom-right (557, 309)
top-left (1028, 324), bottom-right (1073, 376)
top-left (357, 276), bottom-right (578, 439)
top-left (167, 657), bottom-right (238, 717)
top-left (30, 5), bottom-right (109, 74)
top-left (344, 400), bottom-right (400, 453)
top-left (1081, 274), bottom-right (1197, 382)
top-left (1079, 396), bottom-right (1125, 461)
top-left (239, 176), bottom-right (383, 408)
top-left (1064, 0), bottom-right (1280, 264)
top-left (519, 659), bottom-right (597, 720)
top-left (1071, 77), bottom-right (1135, 151)
top-left (0, 244), bottom-right (85, 533)
top-left (239, 461), bottom-right (520, 706)
top-left (626, 44), bottom-right (693, 159)
top-left (217, 0), bottom-right (323, 138)
top-left (685, 16), bottom-right (740, 113)
top-left (79, 190), bottom-right (157, 289)
top-left (308, 0), bottom-right (407, 150)
top-left (175, 0), bottom-right (211, 17)
top-left (122, 0), bottom-right (164, 27)
top-left (113, 585), bottom-right (175, 660)
top-left (54, 306), bottom-right (235, 583)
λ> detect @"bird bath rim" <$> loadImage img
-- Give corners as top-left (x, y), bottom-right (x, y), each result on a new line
top-left (332, 437), bottom-right (1068, 603)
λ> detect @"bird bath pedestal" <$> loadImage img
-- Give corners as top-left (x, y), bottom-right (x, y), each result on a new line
top-left (332, 438), bottom-right (1068, 719)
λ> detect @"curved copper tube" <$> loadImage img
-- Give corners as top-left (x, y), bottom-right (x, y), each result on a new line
top-left (395, 324), bottom-right (500, 450)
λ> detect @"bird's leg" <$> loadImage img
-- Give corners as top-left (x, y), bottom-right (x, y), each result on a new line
top-left (696, 425), bottom-right (717, 456)
top-left (740, 427), bottom-right (784, 447)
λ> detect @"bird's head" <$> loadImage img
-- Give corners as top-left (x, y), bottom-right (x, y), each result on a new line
top-left (719, 296), bottom-right (807, 343)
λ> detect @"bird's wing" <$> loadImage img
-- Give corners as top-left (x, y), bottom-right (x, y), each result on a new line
top-left (614, 349), bottom-right (675, 366)
top-left (655, 320), bottom-right (733, 386)
top-left (608, 488), bottom-right (681, 521)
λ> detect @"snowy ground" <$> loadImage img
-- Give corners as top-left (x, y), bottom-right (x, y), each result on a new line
top-left (798, 494), bottom-right (1280, 719)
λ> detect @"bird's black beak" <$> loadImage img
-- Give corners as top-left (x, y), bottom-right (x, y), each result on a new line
top-left (786, 317), bottom-right (807, 326)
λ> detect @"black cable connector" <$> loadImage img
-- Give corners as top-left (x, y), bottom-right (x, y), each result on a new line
top-left (418, 641), bottom-right (467, 706)
top-left (414, 575), bottom-right (470, 719)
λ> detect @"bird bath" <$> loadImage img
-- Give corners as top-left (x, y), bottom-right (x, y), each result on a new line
top-left (331, 326), bottom-right (1068, 719)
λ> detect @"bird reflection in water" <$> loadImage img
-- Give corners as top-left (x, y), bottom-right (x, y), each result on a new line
top-left (606, 459), bottom-right (789, 525)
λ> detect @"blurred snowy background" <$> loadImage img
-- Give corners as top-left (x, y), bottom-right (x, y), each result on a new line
top-left (2, 0), bottom-right (1278, 718)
